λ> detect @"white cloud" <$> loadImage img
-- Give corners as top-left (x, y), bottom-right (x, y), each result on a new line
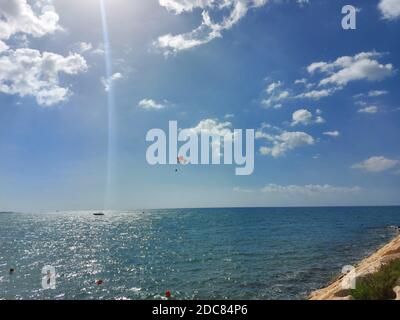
top-left (76, 42), bottom-right (93, 54)
top-left (0, 48), bottom-right (87, 106)
top-left (295, 87), bottom-right (340, 100)
top-left (368, 90), bottom-right (388, 97)
top-left (261, 184), bottom-right (361, 194)
top-left (186, 118), bottom-right (235, 156)
top-left (355, 100), bottom-right (367, 106)
top-left (0, 1), bottom-right (88, 107)
top-left (75, 42), bottom-right (104, 56)
top-left (296, 0), bottom-right (310, 6)
top-left (280, 53), bottom-right (392, 103)
top-left (155, 0), bottom-right (268, 55)
top-left (291, 109), bottom-right (325, 126)
top-left (255, 123), bottom-right (281, 141)
top-left (308, 52), bottom-right (394, 87)
top-left (307, 61), bottom-right (330, 74)
top-left (378, 0), bottom-right (400, 20)
top-left (138, 98), bottom-right (167, 110)
top-left (258, 130), bottom-right (315, 157)
top-left (352, 156), bottom-right (399, 173)
top-left (101, 72), bottom-right (123, 92)
top-left (358, 105), bottom-right (378, 114)
top-left (315, 116), bottom-right (325, 124)
top-left (0, 40), bottom-right (8, 53)
top-left (291, 109), bottom-right (312, 126)
top-left (0, 0), bottom-right (61, 41)
top-left (294, 78), bottom-right (308, 85)
top-left (255, 130), bottom-right (274, 140)
top-left (187, 118), bottom-right (233, 137)
top-left (353, 90), bottom-right (389, 99)
top-left (261, 89), bottom-right (290, 108)
top-left (159, 0), bottom-right (215, 14)
top-left (266, 81), bottom-right (282, 94)
top-left (89, 43), bottom-right (105, 56)
top-left (323, 131), bottom-right (340, 137)
top-left (277, 90), bottom-right (289, 100)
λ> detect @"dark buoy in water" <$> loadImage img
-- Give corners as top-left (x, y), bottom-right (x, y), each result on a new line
top-left (165, 290), bottom-right (171, 298)
top-left (96, 279), bottom-right (104, 286)
top-left (9, 268), bottom-right (15, 274)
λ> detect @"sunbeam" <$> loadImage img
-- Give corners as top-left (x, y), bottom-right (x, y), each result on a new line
top-left (100, 0), bottom-right (116, 209)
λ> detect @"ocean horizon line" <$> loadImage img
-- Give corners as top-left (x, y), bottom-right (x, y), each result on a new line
top-left (2, 204), bottom-right (400, 214)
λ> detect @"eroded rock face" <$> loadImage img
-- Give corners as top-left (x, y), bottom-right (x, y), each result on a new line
top-left (393, 286), bottom-right (400, 301)
top-left (380, 253), bottom-right (400, 264)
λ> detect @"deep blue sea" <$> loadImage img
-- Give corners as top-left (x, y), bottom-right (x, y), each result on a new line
top-left (1, 207), bottom-right (400, 300)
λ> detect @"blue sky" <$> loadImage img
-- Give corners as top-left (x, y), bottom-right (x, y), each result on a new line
top-left (0, 0), bottom-right (400, 211)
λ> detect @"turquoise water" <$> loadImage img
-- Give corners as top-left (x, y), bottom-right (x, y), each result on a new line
top-left (0, 207), bottom-right (399, 300)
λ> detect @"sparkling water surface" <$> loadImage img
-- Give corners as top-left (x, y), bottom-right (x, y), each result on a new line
top-left (0, 207), bottom-right (399, 300)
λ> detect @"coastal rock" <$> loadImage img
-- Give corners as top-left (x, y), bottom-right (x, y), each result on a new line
top-left (310, 235), bottom-right (400, 300)
top-left (380, 253), bottom-right (400, 264)
top-left (356, 263), bottom-right (381, 278)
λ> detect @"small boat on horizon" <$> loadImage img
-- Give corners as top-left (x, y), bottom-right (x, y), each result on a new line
top-left (93, 213), bottom-right (105, 216)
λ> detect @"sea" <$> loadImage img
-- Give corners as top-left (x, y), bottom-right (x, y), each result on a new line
top-left (0, 207), bottom-right (399, 300)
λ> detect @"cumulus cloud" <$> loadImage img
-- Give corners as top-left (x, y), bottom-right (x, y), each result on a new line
top-left (185, 118), bottom-right (236, 157)
top-left (275, 52), bottom-right (393, 103)
top-left (352, 156), bottom-right (399, 173)
top-left (101, 72), bottom-right (123, 92)
top-left (291, 109), bottom-right (325, 126)
top-left (261, 88), bottom-right (290, 108)
top-left (0, 0), bottom-right (61, 41)
top-left (291, 109), bottom-right (312, 126)
top-left (0, 0), bottom-right (88, 107)
top-left (155, 0), bottom-right (268, 55)
top-left (294, 78), bottom-right (308, 85)
top-left (159, 0), bottom-right (215, 14)
top-left (378, 0), bottom-right (400, 20)
top-left (261, 52), bottom-right (394, 107)
top-left (358, 105), bottom-right (378, 114)
top-left (323, 131), bottom-right (340, 137)
top-left (186, 118), bottom-right (233, 137)
top-left (0, 48), bottom-right (87, 106)
top-left (138, 98), bottom-right (167, 110)
top-left (308, 52), bottom-right (394, 87)
top-left (368, 90), bottom-right (388, 97)
top-left (258, 130), bottom-right (315, 157)
top-left (261, 184), bottom-right (361, 194)
top-left (75, 42), bottom-right (93, 54)
top-left (266, 81), bottom-right (283, 94)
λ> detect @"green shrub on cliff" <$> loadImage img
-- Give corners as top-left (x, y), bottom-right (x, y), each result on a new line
top-left (351, 259), bottom-right (400, 300)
